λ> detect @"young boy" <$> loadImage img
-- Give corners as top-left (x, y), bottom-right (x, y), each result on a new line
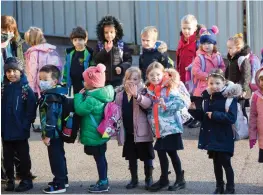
top-left (39, 65), bottom-right (69, 194)
top-left (62, 26), bottom-right (93, 95)
top-left (139, 26), bottom-right (173, 81)
top-left (1, 57), bottom-right (36, 192)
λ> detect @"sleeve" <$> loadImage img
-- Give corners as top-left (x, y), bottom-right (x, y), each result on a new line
top-left (94, 47), bottom-right (110, 65)
top-left (240, 58), bottom-right (252, 92)
top-left (87, 47), bottom-right (95, 66)
top-left (211, 98), bottom-right (238, 124)
top-left (26, 51), bottom-right (38, 91)
top-left (62, 51), bottom-right (68, 85)
top-left (23, 87), bottom-right (37, 130)
top-left (219, 55), bottom-right (226, 72)
top-left (188, 109), bottom-right (205, 121)
top-left (158, 52), bottom-right (171, 69)
top-left (74, 93), bottom-right (95, 116)
top-left (123, 43), bottom-right (132, 63)
top-left (136, 94), bottom-right (152, 109)
top-left (248, 93), bottom-right (258, 140)
top-left (45, 102), bottom-right (60, 138)
top-left (192, 56), bottom-right (208, 81)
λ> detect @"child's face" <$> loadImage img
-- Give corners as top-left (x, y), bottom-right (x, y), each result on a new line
top-left (141, 33), bottom-right (156, 49)
top-left (227, 40), bottom-right (238, 57)
top-left (104, 25), bottom-right (116, 42)
top-left (147, 68), bottom-right (164, 85)
top-left (39, 71), bottom-right (57, 91)
top-left (202, 42), bottom-right (214, 54)
top-left (126, 72), bottom-right (140, 86)
top-left (259, 76), bottom-right (263, 90)
top-left (181, 22), bottom-right (197, 39)
top-left (72, 38), bottom-right (86, 51)
top-left (208, 77), bottom-right (225, 93)
top-left (6, 69), bottom-right (21, 82)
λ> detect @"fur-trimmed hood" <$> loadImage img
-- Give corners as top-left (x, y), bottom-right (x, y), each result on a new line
top-left (255, 67), bottom-right (263, 88)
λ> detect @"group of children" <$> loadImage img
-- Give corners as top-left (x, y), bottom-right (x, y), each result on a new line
top-left (1, 13), bottom-right (263, 194)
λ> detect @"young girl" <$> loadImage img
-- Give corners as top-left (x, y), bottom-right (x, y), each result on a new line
top-left (189, 69), bottom-right (242, 194)
top-left (226, 33), bottom-right (252, 119)
top-left (144, 62), bottom-right (187, 192)
top-left (74, 64), bottom-right (115, 193)
top-left (115, 67), bottom-right (154, 190)
top-left (249, 67), bottom-right (263, 163)
top-left (94, 15), bottom-right (132, 87)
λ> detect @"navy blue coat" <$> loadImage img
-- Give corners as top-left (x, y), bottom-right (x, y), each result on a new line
top-left (1, 74), bottom-right (36, 141)
top-left (189, 89), bottom-right (238, 155)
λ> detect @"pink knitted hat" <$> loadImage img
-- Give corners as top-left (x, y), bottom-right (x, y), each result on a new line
top-left (82, 63), bottom-right (106, 88)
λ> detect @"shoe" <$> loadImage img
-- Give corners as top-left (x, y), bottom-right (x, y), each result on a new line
top-left (32, 124), bottom-right (42, 132)
top-left (168, 170), bottom-right (186, 191)
top-left (43, 184), bottom-right (66, 194)
top-left (15, 179), bottom-right (33, 192)
top-left (88, 179), bottom-right (110, 193)
top-left (188, 119), bottom-right (201, 128)
top-left (4, 179), bottom-right (15, 191)
top-left (213, 182), bottom-right (225, 194)
top-left (48, 181), bottom-right (69, 188)
top-left (149, 177), bottom-right (169, 192)
top-left (144, 166), bottom-right (153, 190)
top-left (183, 118), bottom-right (194, 126)
top-left (126, 166), bottom-right (138, 189)
top-left (224, 188), bottom-right (235, 194)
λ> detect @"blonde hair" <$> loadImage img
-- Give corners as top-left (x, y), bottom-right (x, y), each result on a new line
top-left (1, 15), bottom-right (19, 41)
top-left (181, 14), bottom-right (198, 26)
top-left (25, 27), bottom-right (46, 46)
top-left (228, 33), bottom-right (245, 51)
top-left (140, 26), bottom-right (158, 41)
top-left (123, 67), bottom-right (142, 85)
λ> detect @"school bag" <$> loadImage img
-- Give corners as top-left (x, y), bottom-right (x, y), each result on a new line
top-left (225, 98), bottom-right (248, 140)
top-left (237, 53), bottom-right (262, 92)
top-left (89, 102), bottom-right (122, 139)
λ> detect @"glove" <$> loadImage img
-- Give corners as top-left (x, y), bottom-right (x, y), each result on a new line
top-left (249, 139), bottom-right (257, 149)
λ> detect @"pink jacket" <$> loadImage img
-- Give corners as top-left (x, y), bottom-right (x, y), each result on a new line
top-left (249, 67), bottom-right (263, 149)
top-left (24, 43), bottom-right (57, 96)
top-left (192, 50), bottom-right (225, 97)
top-left (115, 87), bottom-right (153, 146)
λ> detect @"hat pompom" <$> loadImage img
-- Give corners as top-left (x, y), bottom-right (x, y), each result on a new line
top-left (96, 63), bottom-right (106, 73)
top-left (199, 27), bottom-right (207, 35)
top-left (211, 25), bottom-right (219, 34)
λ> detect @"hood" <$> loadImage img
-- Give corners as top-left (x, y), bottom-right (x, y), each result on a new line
top-left (155, 41), bottom-right (168, 53)
top-left (87, 85), bottom-right (114, 103)
top-left (227, 45), bottom-right (251, 60)
top-left (25, 43), bottom-right (56, 54)
top-left (255, 67), bottom-right (263, 88)
top-left (65, 45), bottom-right (93, 54)
top-left (3, 73), bottom-right (28, 87)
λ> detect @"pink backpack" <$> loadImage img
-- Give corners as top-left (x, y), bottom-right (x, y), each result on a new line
top-left (38, 49), bottom-right (63, 74)
top-left (90, 102), bottom-right (122, 138)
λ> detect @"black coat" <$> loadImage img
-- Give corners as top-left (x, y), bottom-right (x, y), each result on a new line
top-left (189, 88), bottom-right (238, 155)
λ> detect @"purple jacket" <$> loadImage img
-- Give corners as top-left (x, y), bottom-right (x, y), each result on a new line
top-left (115, 87), bottom-right (153, 145)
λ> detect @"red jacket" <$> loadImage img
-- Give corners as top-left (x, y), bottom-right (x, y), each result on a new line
top-left (176, 32), bottom-right (198, 83)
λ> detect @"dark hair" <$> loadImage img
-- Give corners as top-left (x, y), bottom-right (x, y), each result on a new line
top-left (208, 69), bottom-right (225, 81)
top-left (39, 65), bottom-right (61, 81)
top-left (96, 15), bottom-right (124, 43)
top-left (70, 26), bottom-right (88, 40)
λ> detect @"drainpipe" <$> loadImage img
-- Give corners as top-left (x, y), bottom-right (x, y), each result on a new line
top-left (246, 0), bottom-right (251, 46)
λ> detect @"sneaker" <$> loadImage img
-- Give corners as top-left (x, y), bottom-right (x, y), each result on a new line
top-left (15, 179), bottom-right (33, 192)
top-left (32, 124), bottom-right (42, 132)
top-left (4, 179), bottom-right (15, 191)
top-left (48, 181), bottom-right (69, 188)
top-left (88, 180), bottom-right (110, 193)
top-left (43, 184), bottom-right (66, 194)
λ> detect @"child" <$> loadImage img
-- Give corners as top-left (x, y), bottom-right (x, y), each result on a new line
top-left (189, 69), bottom-right (242, 194)
top-left (115, 67), bottom-right (154, 190)
top-left (62, 26), bottom-right (93, 95)
top-left (226, 33), bottom-right (252, 119)
top-left (249, 67), bottom-right (263, 163)
top-left (38, 65), bottom-right (69, 194)
top-left (94, 15), bottom-right (132, 87)
top-left (139, 26), bottom-right (173, 81)
top-left (74, 64), bottom-right (115, 193)
top-left (1, 57), bottom-right (36, 192)
top-left (143, 62), bottom-right (187, 192)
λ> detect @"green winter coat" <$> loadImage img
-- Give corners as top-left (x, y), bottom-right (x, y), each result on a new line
top-left (74, 85), bottom-right (115, 146)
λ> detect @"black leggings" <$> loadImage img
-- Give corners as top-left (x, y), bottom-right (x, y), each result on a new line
top-left (212, 152), bottom-right (234, 188)
top-left (157, 150), bottom-right (182, 180)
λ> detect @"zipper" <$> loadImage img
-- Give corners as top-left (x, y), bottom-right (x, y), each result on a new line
top-left (16, 96), bottom-right (19, 110)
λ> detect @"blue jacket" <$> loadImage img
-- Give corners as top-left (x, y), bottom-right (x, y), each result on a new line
top-left (189, 86), bottom-right (238, 155)
top-left (39, 86), bottom-right (68, 139)
top-left (1, 74), bottom-right (36, 141)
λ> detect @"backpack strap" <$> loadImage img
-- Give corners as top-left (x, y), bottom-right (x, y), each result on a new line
top-left (216, 55), bottom-right (222, 68)
top-left (198, 54), bottom-right (206, 72)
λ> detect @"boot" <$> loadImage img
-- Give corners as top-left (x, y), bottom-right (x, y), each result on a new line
top-left (144, 166), bottom-right (153, 190)
top-left (224, 184), bottom-right (235, 194)
top-left (126, 167), bottom-right (138, 189)
top-left (213, 181), bottom-right (225, 194)
top-left (149, 176), bottom-right (169, 192)
top-left (15, 179), bottom-right (33, 192)
top-left (4, 179), bottom-right (15, 191)
top-left (168, 170), bottom-right (186, 191)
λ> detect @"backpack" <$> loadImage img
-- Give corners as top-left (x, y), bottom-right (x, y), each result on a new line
top-left (237, 53), bottom-right (262, 92)
top-left (90, 102), bottom-right (122, 139)
top-left (225, 98), bottom-right (248, 140)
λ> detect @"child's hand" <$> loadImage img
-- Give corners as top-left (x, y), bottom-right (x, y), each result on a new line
top-left (206, 112), bottom-right (212, 119)
top-left (249, 139), bottom-right (257, 149)
top-left (159, 98), bottom-right (166, 108)
top-left (105, 41), bottom-right (113, 52)
top-left (79, 88), bottom-right (86, 94)
top-left (127, 83), bottom-right (138, 98)
top-left (189, 102), bottom-right (196, 110)
top-left (115, 67), bottom-right (122, 75)
top-left (42, 137), bottom-right (50, 146)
